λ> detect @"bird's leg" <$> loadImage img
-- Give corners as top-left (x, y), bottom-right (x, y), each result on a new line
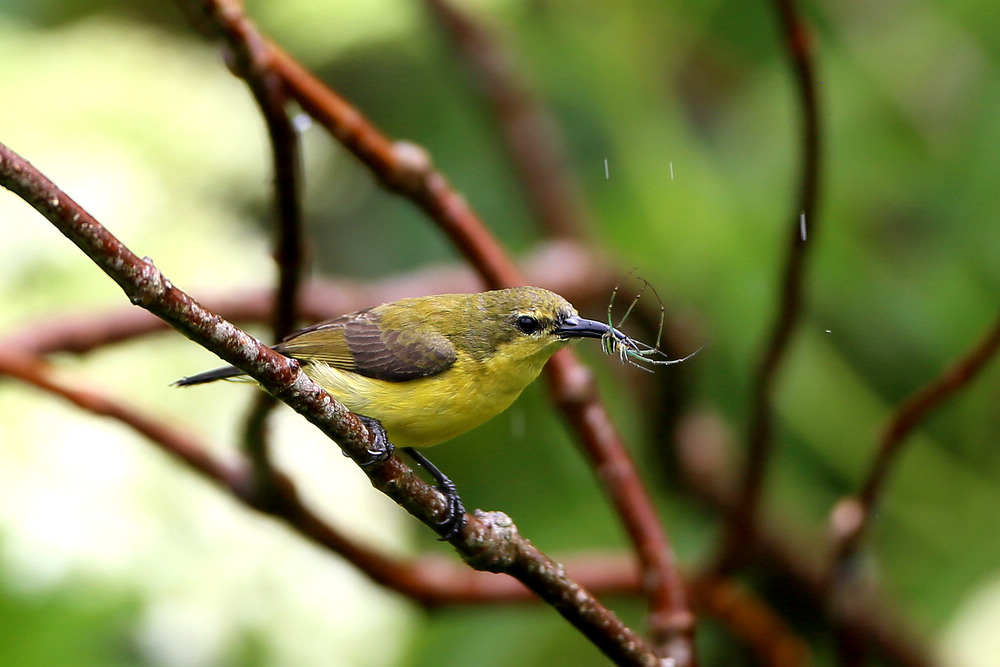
top-left (356, 416), bottom-right (394, 464)
top-left (403, 447), bottom-right (467, 541)
top-left (352, 417), bottom-right (465, 539)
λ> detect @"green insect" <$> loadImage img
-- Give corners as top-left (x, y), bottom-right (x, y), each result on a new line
top-left (601, 276), bottom-right (702, 371)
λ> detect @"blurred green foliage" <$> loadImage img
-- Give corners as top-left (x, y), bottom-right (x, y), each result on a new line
top-left (0, 577), bottom-right (142, 667)
top-left (2, 0), bottom-right (1000, 665)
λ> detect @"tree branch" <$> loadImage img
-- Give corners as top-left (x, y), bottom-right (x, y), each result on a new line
top-left (832, 311), bottom-right (1000, 560)
top-left (0, 139), bottom-right (660, 667)
top-left (678, 411), bottom-right (939, 667)
top-left (718, 0), bottom-right (823, 572)
top-left (421, 0), bottom-right (589, 239)
top-left (827, 312), bottom-right (1000, 663)
top-left (210, 0), bottom-right (307, 522)
top-left (171, 2), bottom-right (697, 660)
top-left (0, 347), bottom-right (808, 665)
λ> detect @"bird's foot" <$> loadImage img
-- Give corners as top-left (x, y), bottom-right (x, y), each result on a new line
top-left (356, 416), bottom-right (394, 465)
top-left (403, 447), bottom-right (467, 540)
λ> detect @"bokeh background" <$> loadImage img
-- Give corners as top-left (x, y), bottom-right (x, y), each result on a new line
top-left (2, 0), bottom-right (1000, 665)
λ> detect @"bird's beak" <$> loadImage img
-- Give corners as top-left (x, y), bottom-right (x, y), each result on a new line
top-left (555, 316), bottom-right (629, 344)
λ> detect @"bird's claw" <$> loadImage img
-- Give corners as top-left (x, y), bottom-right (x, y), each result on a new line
top-left (435, 478), bottom-right (467, 541)
top-left (403, 447), bottom-right (467, 541)
top-left (357, 416), bottom-right (394, 465)
top-left (348, 424), bottom-right (467, 539)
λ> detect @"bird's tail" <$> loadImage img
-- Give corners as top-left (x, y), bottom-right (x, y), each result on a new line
top-left (173, 366), bottom-right (243, 387)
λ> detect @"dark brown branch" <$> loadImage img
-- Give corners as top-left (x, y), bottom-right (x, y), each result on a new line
top-left (0, 352), bottom-right (241, 485)
top-left (421, 0), bottom-right (589, 239)
top-left (207, 0), bottom-right (306, 515)
top-left (216, 9), bottom-right (304, 342)
top-left (719, 0), bottom-right (823, 571)
top-left (0, 140), bottom-right (660, 667)
top-left (256, 72), bottom-right (303, 343)
top-left (217, 5), bottom-right (305, 499)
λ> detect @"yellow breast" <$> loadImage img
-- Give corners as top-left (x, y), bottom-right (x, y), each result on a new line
top-left (303, 348), bottom-right (555, 448)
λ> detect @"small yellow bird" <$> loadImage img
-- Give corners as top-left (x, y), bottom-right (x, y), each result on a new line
top-left (177, 286), bottom-right (666, 537)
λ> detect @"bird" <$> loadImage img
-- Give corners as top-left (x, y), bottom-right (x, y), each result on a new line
top-left (176, 286), bottom-right (656, 538)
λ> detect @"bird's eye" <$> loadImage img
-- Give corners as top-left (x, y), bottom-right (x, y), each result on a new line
top-left (515, 315), bottom-right (541, 334)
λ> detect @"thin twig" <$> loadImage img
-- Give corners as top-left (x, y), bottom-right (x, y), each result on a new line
top-left (677, 412), bottom-right (938, 667)
top-left (545, 352), bottom-right (696, 663)
top-left (421, 0), bottom-right (588, 239)
top-left (215, 10), bottom-right (304, 341)
top-left (827, 311), bottom-right (1000, 663)
top-left (718, 0), bottom-right (822, 572)
top-left (0, 352), bottom-right (242, 484)
top-left (834, 311), bottom-right (1000, 556)
top-left (205, 0), bottom-right (306, 513)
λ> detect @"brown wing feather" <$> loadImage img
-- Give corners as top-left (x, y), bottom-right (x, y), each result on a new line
top-left (276, 308), bottom-right (457, 382)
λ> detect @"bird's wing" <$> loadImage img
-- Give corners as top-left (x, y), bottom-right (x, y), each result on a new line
top-left (276, 308), bottom-right (457, 382)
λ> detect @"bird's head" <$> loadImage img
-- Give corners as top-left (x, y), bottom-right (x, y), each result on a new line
top-left (446, 286), bottom-right (629, 366)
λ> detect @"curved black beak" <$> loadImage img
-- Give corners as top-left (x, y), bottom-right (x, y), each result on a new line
top-left (555, 316), bottom-right (628, 344)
